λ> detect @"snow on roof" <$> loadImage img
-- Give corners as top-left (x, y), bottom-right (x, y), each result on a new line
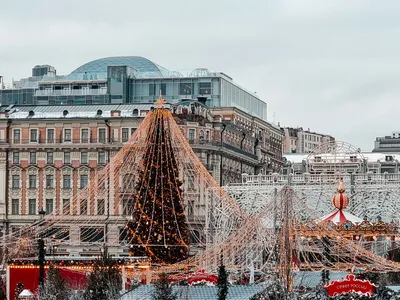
top-left (6, 104), bottom-right (161, 119)
top-left (121, 285), bottom-right (265, 300)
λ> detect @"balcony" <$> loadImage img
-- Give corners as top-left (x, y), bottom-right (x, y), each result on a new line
top-left (188, 140), bottom-right (258, 160)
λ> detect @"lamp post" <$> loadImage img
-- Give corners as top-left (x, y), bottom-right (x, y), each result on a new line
top-left (38, 209), bottom-right (46, 287)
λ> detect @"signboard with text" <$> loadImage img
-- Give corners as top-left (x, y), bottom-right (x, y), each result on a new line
top-left (324, 274), bottom-right (376, 297)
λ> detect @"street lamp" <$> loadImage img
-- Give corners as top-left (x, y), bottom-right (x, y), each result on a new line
top-left (37, 209), bottom-right (46, 287)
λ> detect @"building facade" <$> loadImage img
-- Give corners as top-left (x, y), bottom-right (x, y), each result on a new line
top-left (0, 102), bottom-right (283, 257)
top-left (0, 57), bottom-right (267, 120)
top-left (373, 132), bottom-right (400, 152)
top-left (282, 152), bottom-right (400, 175)
top-left (282, 127), bottom-right (335, 154)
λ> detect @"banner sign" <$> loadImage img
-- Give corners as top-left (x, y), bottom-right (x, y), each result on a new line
top-left (324, 274), bottom-right (376, 297)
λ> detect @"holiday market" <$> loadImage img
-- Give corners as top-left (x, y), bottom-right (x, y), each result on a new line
top-left (2, 95), bottom-right (400, 299)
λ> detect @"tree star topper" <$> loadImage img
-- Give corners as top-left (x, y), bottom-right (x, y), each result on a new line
top-left (155, 90), bottom-right (167, 108)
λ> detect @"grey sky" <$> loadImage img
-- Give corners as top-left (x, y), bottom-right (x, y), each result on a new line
top-left (1, 0), bottom-right (400, 151)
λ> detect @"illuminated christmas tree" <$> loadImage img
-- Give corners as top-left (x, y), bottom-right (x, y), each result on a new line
top-left (127, 101), bottom-right (189, 264)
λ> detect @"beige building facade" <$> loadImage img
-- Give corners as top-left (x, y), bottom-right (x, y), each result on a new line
top-left (282, 127), bottom-right (335, 154)
top-left (0, 102), bottom-right (283, 257)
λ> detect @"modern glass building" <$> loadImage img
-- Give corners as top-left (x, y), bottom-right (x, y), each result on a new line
top-left (0, 56), bottom-right (267, 119)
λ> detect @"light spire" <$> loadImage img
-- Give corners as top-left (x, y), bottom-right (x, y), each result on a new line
top-left (155, 89), bottom-right (166, 108)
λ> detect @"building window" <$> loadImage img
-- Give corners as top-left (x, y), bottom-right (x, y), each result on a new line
top-left (46, 199), bottom-right (54, 214)
top-left (30, 129), bottom-right (38, 142)
top-left (81, 152), bottom-right (88, 164)
top-left (12, 199), bottom-right (19, 215)
top-left (12, 175), bottom-right (19, 188)
top-left (13, 129), bottom-right (20, 144)
top-left (131, 128), bottom-right (136, 136)
top-left (199, 82), bottom-right (211, 94)
top-left (188, 129), bottom-right (195, 141)
top-left (28, 199), bottom-right (36, 215)
top-left (63, 199), bottom-right (70, 215)
top-left (64, 152), bottom-right (71, 164)
top-left (46, 175), bottom-right (54, 188)
top-left (47, 129), bottom-right (55, 143)
top-left (30, 152), bottom-right (37, 164)
top-left (64, 129), bottom-right (72, 142)
top-left (81, 129), bottom-right (89, 143)
top-left (80, 174), bottom-right (88, 188)
top-left (160, 83), bottom-right (166, 95)
top-left (199, 130), bottom-right (204, 143)
top-left (47, 152), bottom-right (54, 164)
top-left (80, 227), bottom-right (104, 243)
top-left (29, 175), bottom-right (36, 188)
top-left (179, 83), bottom-right (193, 96)
top-left (98, 152), bottom-right (106, 164)
top-left (63, 174), bottom-right (71, 189)
top-left (122, 128), bottom-right (129, 142)
top-left (98, 128), bottom-right (106, 143)
top-left (123, 199), bottom-right (133, 215)
top-left (149, 84), bottom-right (156, 96)
top-left (13, 152), bottom-right (19, 164)
top-left (206, 131), bottom-right (210, 142)
top-left (97, 199), bottom-right (105, 215)
top-left (80, 199), bottom-right (87, 215)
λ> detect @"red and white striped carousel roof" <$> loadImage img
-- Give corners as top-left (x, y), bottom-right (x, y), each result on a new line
top-left (318, 209), bottom-right (363, 224)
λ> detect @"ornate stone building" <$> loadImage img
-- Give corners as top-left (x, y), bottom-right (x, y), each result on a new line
top-left (0, 101), bottom-right (283, 256)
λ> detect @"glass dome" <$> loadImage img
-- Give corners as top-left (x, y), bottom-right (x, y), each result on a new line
top-left (67, 56), bottom-right (171, 80)
top-left (188, 68), bottom-right (214, 77)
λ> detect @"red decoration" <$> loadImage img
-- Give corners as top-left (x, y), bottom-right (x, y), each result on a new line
top-left (324, 274), bottom-right (376, 297)
top-left (8, 266), bottom-right (87, 299)
top-left (187, 270), bottom-right (218, 286)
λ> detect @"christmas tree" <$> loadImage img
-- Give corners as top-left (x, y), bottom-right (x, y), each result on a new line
top-left (83, 251), bottom-right (122, 300)
top-left (127, 105), bottom-right (189, 264)
top-left (217, 259), bottom-right (229, 300)
top-left (38, 265), bottom-right (71, 300)
top-left (13, 282), bottom-right (24, 300)
top-left (152, 273), bottom-right (177, 300)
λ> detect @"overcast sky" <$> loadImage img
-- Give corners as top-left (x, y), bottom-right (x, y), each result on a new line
top-left (1, 0), bottom-right (400, 151)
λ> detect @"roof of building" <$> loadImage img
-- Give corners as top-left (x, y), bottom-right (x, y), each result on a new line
top-left (283, 153), bottom-right (399, 164)
top-left (67, 56), bottom-right (175, 80)
top-left (120, 285), bottom-right (265, 300)
top-left (2, 104), bottom-right (159, 119)
top-left (188, 68), bottom-right (214, 77)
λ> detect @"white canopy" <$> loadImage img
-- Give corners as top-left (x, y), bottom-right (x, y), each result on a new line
top-left (19, 289), bottom-right (34, 297)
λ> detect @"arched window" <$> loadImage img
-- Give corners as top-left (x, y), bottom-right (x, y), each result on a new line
top-left (199, 130), bottom-right (204, 144)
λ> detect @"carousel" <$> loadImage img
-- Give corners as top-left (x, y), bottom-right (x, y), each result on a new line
top-left (294, 179), bottom-right (399, 271)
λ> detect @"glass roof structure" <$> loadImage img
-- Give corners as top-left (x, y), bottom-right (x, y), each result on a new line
top-left (189, 68), bottom-right (215, 77)
top-left (67, 56), bottom-right (174, 80)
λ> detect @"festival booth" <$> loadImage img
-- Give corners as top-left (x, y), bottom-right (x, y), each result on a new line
top-left (7, 264), bottom-right (87, 300)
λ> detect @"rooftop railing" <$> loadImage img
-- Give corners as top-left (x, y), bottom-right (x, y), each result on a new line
top-left (241, 173), bottom-right (400, 184)
top-left (35, 88), bottom-right (107, 97)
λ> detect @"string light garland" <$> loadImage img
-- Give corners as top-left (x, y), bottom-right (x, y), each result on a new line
top-left (126, 108), bottom-right (190, 264)
top-left (4, 96), bottom-right (400, 286)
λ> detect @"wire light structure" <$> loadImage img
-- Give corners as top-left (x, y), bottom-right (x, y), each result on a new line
top-left (4, 106), bottom-right (400, 288)
top-left (3, 94), bottom-right (247, 272)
